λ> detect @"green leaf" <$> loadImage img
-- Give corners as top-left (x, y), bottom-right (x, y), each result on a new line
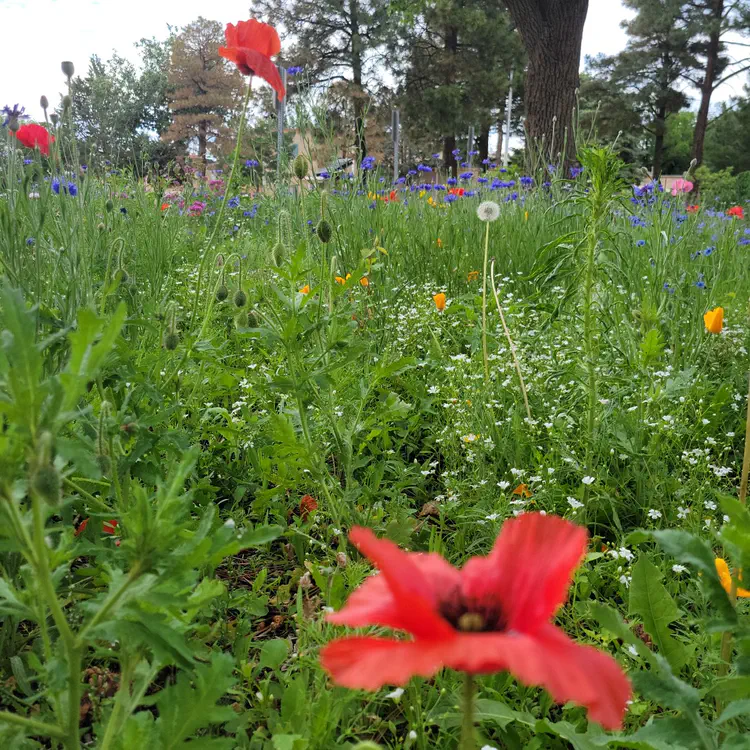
top-left (155, 652), bottom-right (236, 748)
top-left (630, 656), bottom-right (701, 713)
top-left (629, 555), bottom-right (691, 671)
top-left (648, 530), bottom-right (737, 625)
top-left (716, 699), bottom-right (750, 725)
top-left (259, 639), bottom-right (289, 671)
top-left (588, 602), bottom-right (654, 663)
top-left (272, 735), bottom-right (307, 750)
top-left (706, 676), bottom-right (750, 702)
top-left (0, 579), bottom-right (33, 619)
top-left (616, 716), bottom-right (694, 749)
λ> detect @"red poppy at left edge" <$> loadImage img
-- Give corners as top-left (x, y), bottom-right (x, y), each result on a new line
top-left (15, 124), bottom-right (54, 156)
top-left (219, 19), bottom-right (286, 99)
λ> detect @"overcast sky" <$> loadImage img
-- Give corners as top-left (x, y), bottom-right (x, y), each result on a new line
top-left (1, 0), bottom-right (746, 122)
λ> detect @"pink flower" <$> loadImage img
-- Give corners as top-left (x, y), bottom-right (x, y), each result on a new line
top-left (671, 178), bottom-right (694, 196)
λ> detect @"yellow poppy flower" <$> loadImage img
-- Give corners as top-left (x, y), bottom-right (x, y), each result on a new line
top-left (715, 558), bottom-right (750, 598)
top-left (359, 276), bottom-right (369, 287)
top-left (704, 307), bottom-right (724, 334)
top-left (299, 285), bottom-right (310, 294)
top-left (467, 270), bottom-right (480, 282)
top-left (433, 292), bottom-right (446, 311)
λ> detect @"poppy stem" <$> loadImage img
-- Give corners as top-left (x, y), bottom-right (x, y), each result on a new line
top-left (460, 672), bottom-right (476, 750)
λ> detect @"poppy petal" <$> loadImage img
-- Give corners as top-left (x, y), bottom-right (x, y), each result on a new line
top-left (321, 637), bottom-right (448, 690)
top-left (461, 513), bottom-right (586, 631)
top-left (443, 625), bottom-right (630, 730)
top-left (234, 19), bottom-right (281, 57)
top-left (236, 48), bottom-right (286, 98)
top-left (328, 552), bottom-right (461, 631)
top-left (346, 528), bottom-right (455, 639)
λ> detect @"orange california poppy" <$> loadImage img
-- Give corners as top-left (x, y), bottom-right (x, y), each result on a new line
top-left (436, 238), bottom-right (443, 248)
top-left (512, 483), bottom-right (532, 498)
top-left (359, 276), bottom-right (370, 287)
top-left (219, 19), bottom-right (286, 99)
top-left (704, 307), bottom-right (723, 334)
top-left (299, 284), bottom-right (310, 294)
top-left (467, 270), bottom-right (480, 282)
top-left (715, 558), bottom-right (750, 598)
top-left (433, 293), bottom-right (446, 311)
top-left (335, 276), bottom-right (347, 285)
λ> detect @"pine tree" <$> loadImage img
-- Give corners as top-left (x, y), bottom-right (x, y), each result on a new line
top-left (254, 0), bottom-right (389, 162)
top-left (163, 18), bottom-right (244, 169)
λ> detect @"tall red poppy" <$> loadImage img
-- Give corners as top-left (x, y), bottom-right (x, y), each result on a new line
top-left (727, 205), bottom-right (745, 220)
top-left (219, 19), bottom-right (286, 99)
top-left (321, 513), bottom-right (630, 730)
top-left (14, 123), bottom-right (54, 156)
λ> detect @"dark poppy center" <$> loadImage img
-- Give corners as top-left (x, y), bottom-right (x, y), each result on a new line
top-left (438, 590), bottom-right (506, 633)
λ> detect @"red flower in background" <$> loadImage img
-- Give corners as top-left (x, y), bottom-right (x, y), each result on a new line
top-left (728, 205), bottom-right (745, 220)
top-left (686, 204), bottom-right (700, 214)
top-left (14, 123), bottom-right (54, 156)
top-left (320, 513), bottom-right (631, 730)
top-left (449, 187), bottom-right (465, 197)
top-left (219, 20), bottom-right (286, 99)
top-left (300, 494), bottom-right (318, 519)
top-left (75, 518), bottom-right (119, 539)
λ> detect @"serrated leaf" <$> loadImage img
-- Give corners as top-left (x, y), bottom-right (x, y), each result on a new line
top-left (629, 556), bottom-right (691, 671)
top-left (155, 652), bottom-right (236, 748)
top-left (631, 656), bottom-right (700, 713)
top-left (706, 676), bottom-right (750, 702)
top-left (588, 602), bottom-right (654, 664)
top-left (0, 579), bottom-right (33, 619)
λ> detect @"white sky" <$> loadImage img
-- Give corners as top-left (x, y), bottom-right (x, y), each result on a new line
top-left (0, 0), bottom-right (746, 122)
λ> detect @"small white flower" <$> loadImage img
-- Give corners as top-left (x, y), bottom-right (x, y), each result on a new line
top-left (497, 480), bottom-right (510, 490)
top-left (408, 730), bottom-right (417, 740)
top-left (672, 564), bottom-right (687, 574)
top-left (476, 200), bottom-right (500, 222)
top-left (582, 476), bottom-right (596, 485)
top-left (626, 645), bottom-right (639, 657)
top-left (647, 509), bottom-right (662, 520)
top-left (567, 497), bottom-right (584, 509)
top-left (481, 746), bottom-right (500, 750)
top-left (223, 518), bottom-right (236, 529)
top-left (385, 687), bottom-right (404, 700)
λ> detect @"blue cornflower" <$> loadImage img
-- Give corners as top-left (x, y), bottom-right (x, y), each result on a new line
top-left (704, 246), bottom-right (715, 256)
top-left (228, 196), bottom-right (240, 208)
top-left (2, 103), bottom-right (29, 128)
top-left (739, 238), bottom-right (750, 245)
top-left (482, 158), bottom-right (491, 165)
top-left (432, 153), bottom-right (441, 159)
top-left (695, 280), bottom-right (706, 289)
top-left (520, 176), bottom-right (533, 187)
top-left (434, 184), bottom-right (446, 191)
top-left (408, 169), bottom-right (417, 176)
top-left (451, 149), bottom-right (461, 157)
top-left (120, 207), bottom-right (127, 215)
top-left (287, 65), bottom-right (303, 75)
top-left (468, 150), bottom-right (479, 156)
top-left (26, 237), bottom-right (35, 246)
top-left (459, 172), bottom-right (473, 180)
top-left (417, 164), bottom-right (432, 172)
top-left (51, 177), bottom-right (60, 194)
top-left (477, 177), bottom-right (488, 184)
top-left (570, 166), bottom-right (583, 178)
top-left (68, 182), bottom-right (77, 196)
top-left (547, 164), bottom-right (556, 173)
top-left (361, 155), bottom-right (376, 170)
top-left (396, 176), bottom-right (405, 184)
top-left (447, 177), bottom-right (457, 186)
top-left (636, 239), bottom-right (646, 247)
top-left (460, 161), bottom-right (469, 167)
top-left (465, 190), bottom-right (477, 197)
top-left (319, 170), bottom-right (330, 179)
top-left (245, 159), bottom-right (259, 168)
top-left (23, 159), bottom-right (32, 165)
top-left (444, 194), bottom-right (458, 203)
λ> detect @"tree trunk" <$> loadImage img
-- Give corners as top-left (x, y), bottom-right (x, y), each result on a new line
top-left (692, 0), bottom-right (723, 166)
top-left (478, 124), bottom-right (490, 167)
top-left (496, 106), bottom-right (505, 164)
top-left (443, 25), bottom-right (459, 177)
top-left (198, 120), bottom-right (207, 171)
top-left (503, 0), bottom-right (588, 162)
top-left (653, 106), bottom-right (666, 181)
top-left (349, 0), bottom-right (366, 162)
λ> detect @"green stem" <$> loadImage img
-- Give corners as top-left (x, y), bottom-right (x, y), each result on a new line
top-left (190, 81), bottom-right (253, 332)
top-left (63, 478), bottom-right (114, 514)
top-left (460, 672), bottom-right (475, 750)
top-left (582, 221), bottom-right (598, 505)
top-left (481, 223), bottom-right (490, 383)
top-left (0, 710), bottom-right (66, 739)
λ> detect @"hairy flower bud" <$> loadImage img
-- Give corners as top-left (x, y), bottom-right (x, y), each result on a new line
top-left (105, 199), bottom-right (114, 212)
top-left (271, 242), bottom-right (285, 267)
top-left (293, 154), bottom-right (308, 180)
top-left (61, 61), bottom-right (75, 80)
top-left (32, 464), bottom-right (62, 506)
top-left (316, 219), bottom-right (332, 243)
top-left (215, 284), bottom-right (228, 302)
top-left (233, 289), bottom-right (247, 308)
top-left (164, 332), bottom-right (179, 350)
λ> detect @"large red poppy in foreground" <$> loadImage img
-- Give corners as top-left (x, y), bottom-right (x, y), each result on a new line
top-left (14, 123), bottom-right (54, 156)
top-left (321, 513), bottom-right (631, 730)
top-left (219, 19), bottom-right (286, 99)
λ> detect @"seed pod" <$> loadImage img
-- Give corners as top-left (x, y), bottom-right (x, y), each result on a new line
top-left (234, 311), bottom-right (249, 329)
top-left (164, 332), bottom-right (179, 350)
top-left (105, 199), bottom-right (113, 212)
top-left (246, 309), bottom-right (259, 327)
top-left (50, 113), bottom-right (59, 126)
top-left (293, 154), bottom-right (308, 180)
top-left (40, 95), bottom-right (49, 111)
top-left (215, 284), bottom-right (229, 302)
top-left (233, 289), bottom-right (247, 308)
top-left (61, 61), bottom-right (75, 80)
top-left (116, 268), bottom-right (129, 284)
top-left (32, 464), bottom-right (62, 506)
top-left (97, 222), bottom-right (106, 231)
top-left (316, 218), bottom-right (332, 243)
top-left (271, 242), bottom-right (285, 267)
top-left (62, 95), bottom-right (72, 111)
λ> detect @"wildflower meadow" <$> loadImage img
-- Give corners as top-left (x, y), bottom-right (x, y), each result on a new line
top-left (2, 10), bottom-right (750, 750)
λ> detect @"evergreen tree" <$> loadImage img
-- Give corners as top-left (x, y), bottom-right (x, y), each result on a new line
top-left (704, 92), bottom-right (750, 174)
top-left (594, 0), bottom-right (699, 178)
top-left (162, 18), bottom-right (244, 168)
top-left (254, 0), bottom-right (389, 162)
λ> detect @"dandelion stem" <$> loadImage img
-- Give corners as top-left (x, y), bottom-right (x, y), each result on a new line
top-left (481, 222), bottom-right (490, 382)
top-left (490, 259), bottom-right (531, 421)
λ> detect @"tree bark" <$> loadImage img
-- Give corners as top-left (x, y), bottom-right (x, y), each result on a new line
top-left (198, 120), bottom-right (207, 171)
top-left (503, 0), bottom-right (588, 162)
top-left (443, 24), bottom-right (459, 177)
top-left (692, 0), bottom-right (724, 166)
top-left (653, 105), bottom-right (666, 181)
top-left (349, 0), bottom-right (366, 162)
top-left (478, 124), bottom-right (490, 167)
top-left (496, 106), bottom-right (505, 164)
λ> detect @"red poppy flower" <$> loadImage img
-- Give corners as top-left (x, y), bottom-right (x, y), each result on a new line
top-left (727, 205), bottom-right (745, 220)
top-left (219, 19), bottom-right (286, 99)
top-left (686, 204), bottom-right (700, 214)
top-left (320, 513), bottom-right (630, 730)
top-left (449, 187), bottom-right (465, 197)
top-left (103, 519), bottom-right (119, 535)
top-left (300, 494), bottom-right (318, 519)
top-left (14, 123), bottom-right (54, 156)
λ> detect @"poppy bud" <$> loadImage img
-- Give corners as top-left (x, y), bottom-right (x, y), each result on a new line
top-left (246, 309), bottom-right (259, 327)
top-left (50, 113), bottom-right (59, 126)
top-left (271, 242), bottom-right (285, 267)
top-left (40, 95), bottom-right (49, 111)
top-left (234, 311), bottom-right (250, 329)
top-left (316, 219), bottom-right (332, 243)
top-left (31, 464), bottom-right (62, 506)
top-left (164, 332), bottom-right (179, 350)
top-left (215, 284), bottom-right (229, 302)
top-left (234, 289), bottom-right (247, 308)
top-left (97, 222), bottom-right (106, 231)
top-left (61, 61), bottom-right (75, 80)
top-left (293, 155), bottom-right (308, 180)
top-left (116, 268), bottom-right (129, 284)
top-left (105, 199), bottom-right (114, 212)
top-left (62, 95), bottom-right (72, 111)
